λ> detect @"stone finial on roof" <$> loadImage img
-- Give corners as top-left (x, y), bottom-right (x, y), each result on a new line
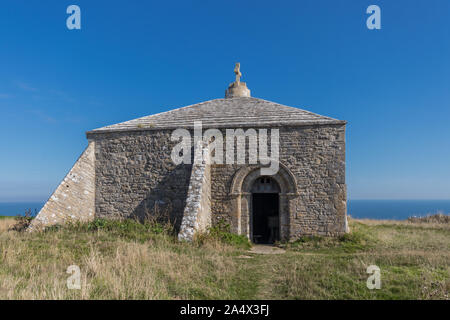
top-left (225, 62), bottom-right (251, 98)
top-left (234, 63), bottom-right (242, 83)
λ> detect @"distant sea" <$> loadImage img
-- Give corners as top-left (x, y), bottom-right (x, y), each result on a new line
top-left (0, 202), bottom-right (45, 217)
top-left (347, 200), bottom-right (450, 220)
top-left (0, 200), bottom-right (449, 220)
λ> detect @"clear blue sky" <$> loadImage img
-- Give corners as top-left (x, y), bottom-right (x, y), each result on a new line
top-left (0, 0), bottom-right (449, 202)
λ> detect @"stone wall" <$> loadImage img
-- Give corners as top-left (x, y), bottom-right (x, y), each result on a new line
top-left (28, 142), bottom-right (96, 231)
top-left (88, 122), bottom-right (346, 240)
top-left (178, 142), bottom-right (212, 241)
top-left (210, 124), bottom-right (347, 238)
top-left (88, 130), bottom-right (192, 231)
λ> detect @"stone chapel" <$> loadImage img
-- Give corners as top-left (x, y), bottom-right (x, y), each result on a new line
top-left (30, 64), bottom-right (348, 243)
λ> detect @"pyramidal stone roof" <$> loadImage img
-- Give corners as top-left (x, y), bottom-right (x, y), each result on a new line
top-left (88, 97), bottom-right (345, 134)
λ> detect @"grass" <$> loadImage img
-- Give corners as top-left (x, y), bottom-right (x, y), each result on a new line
top-left (195, 219), bottom-right (251, 249)
top-left (0, 216), bottom-right (448, 299)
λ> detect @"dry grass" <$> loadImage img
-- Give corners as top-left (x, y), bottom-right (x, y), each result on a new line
top-left (355, 217), bottom-right (450, 230)
top-left (0, 219), bottom-right (247, 299)
top-left (0, 218), bottom-right (16, 233)
top-left (0, 216), bottom-right (448, 300)
top-left (274, 217), bottom-right (450, 299)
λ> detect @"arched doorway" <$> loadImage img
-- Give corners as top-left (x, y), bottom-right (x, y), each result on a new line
top-left (251, 176), bottom-right (280, 244)
top-left (229, 163), bottom-right (299, 241)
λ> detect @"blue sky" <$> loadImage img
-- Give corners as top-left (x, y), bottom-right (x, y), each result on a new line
top-left (0, 0), bottom-right (449, 202)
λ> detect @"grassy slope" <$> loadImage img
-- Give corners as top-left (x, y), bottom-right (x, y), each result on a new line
top-left (0, 217), bottom-right (448, 299)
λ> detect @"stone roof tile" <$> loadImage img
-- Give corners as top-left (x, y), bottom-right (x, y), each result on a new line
top-left (88, 97), bottom-right (345, 134)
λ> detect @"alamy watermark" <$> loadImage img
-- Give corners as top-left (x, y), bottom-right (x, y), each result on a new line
top-left (66, 265), bottom-right (81, 290)
top-left (170, 121), bottom-right (280, 175)
top-left (366, 5), bottom-right (381, 30)
top-left (366, 265), bottom-right (381, 290)
top-left (66, 5), bottom-right (81, 30)
top-left (65, 5), bottom-right (381, 32)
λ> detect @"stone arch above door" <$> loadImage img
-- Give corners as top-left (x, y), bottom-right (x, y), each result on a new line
top-left (230, 162), bottom-right (299, 196)
top-left (228, 162), bottom-right (299, 240)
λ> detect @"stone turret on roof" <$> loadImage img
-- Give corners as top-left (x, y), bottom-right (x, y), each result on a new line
top-left (225, 62), bottom-right (251, 98)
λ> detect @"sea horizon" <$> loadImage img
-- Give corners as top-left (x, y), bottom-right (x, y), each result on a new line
top-left (1, 199), bottom-right (450, 220)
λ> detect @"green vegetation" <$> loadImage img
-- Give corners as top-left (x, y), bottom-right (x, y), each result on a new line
top-left (195, 219), bottom-right (251, 249)
top-left (0, 217), bottom-right (448, 299)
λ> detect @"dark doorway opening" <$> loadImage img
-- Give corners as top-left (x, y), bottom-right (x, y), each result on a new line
top-left (252, 193), bottom-right (279, 244)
